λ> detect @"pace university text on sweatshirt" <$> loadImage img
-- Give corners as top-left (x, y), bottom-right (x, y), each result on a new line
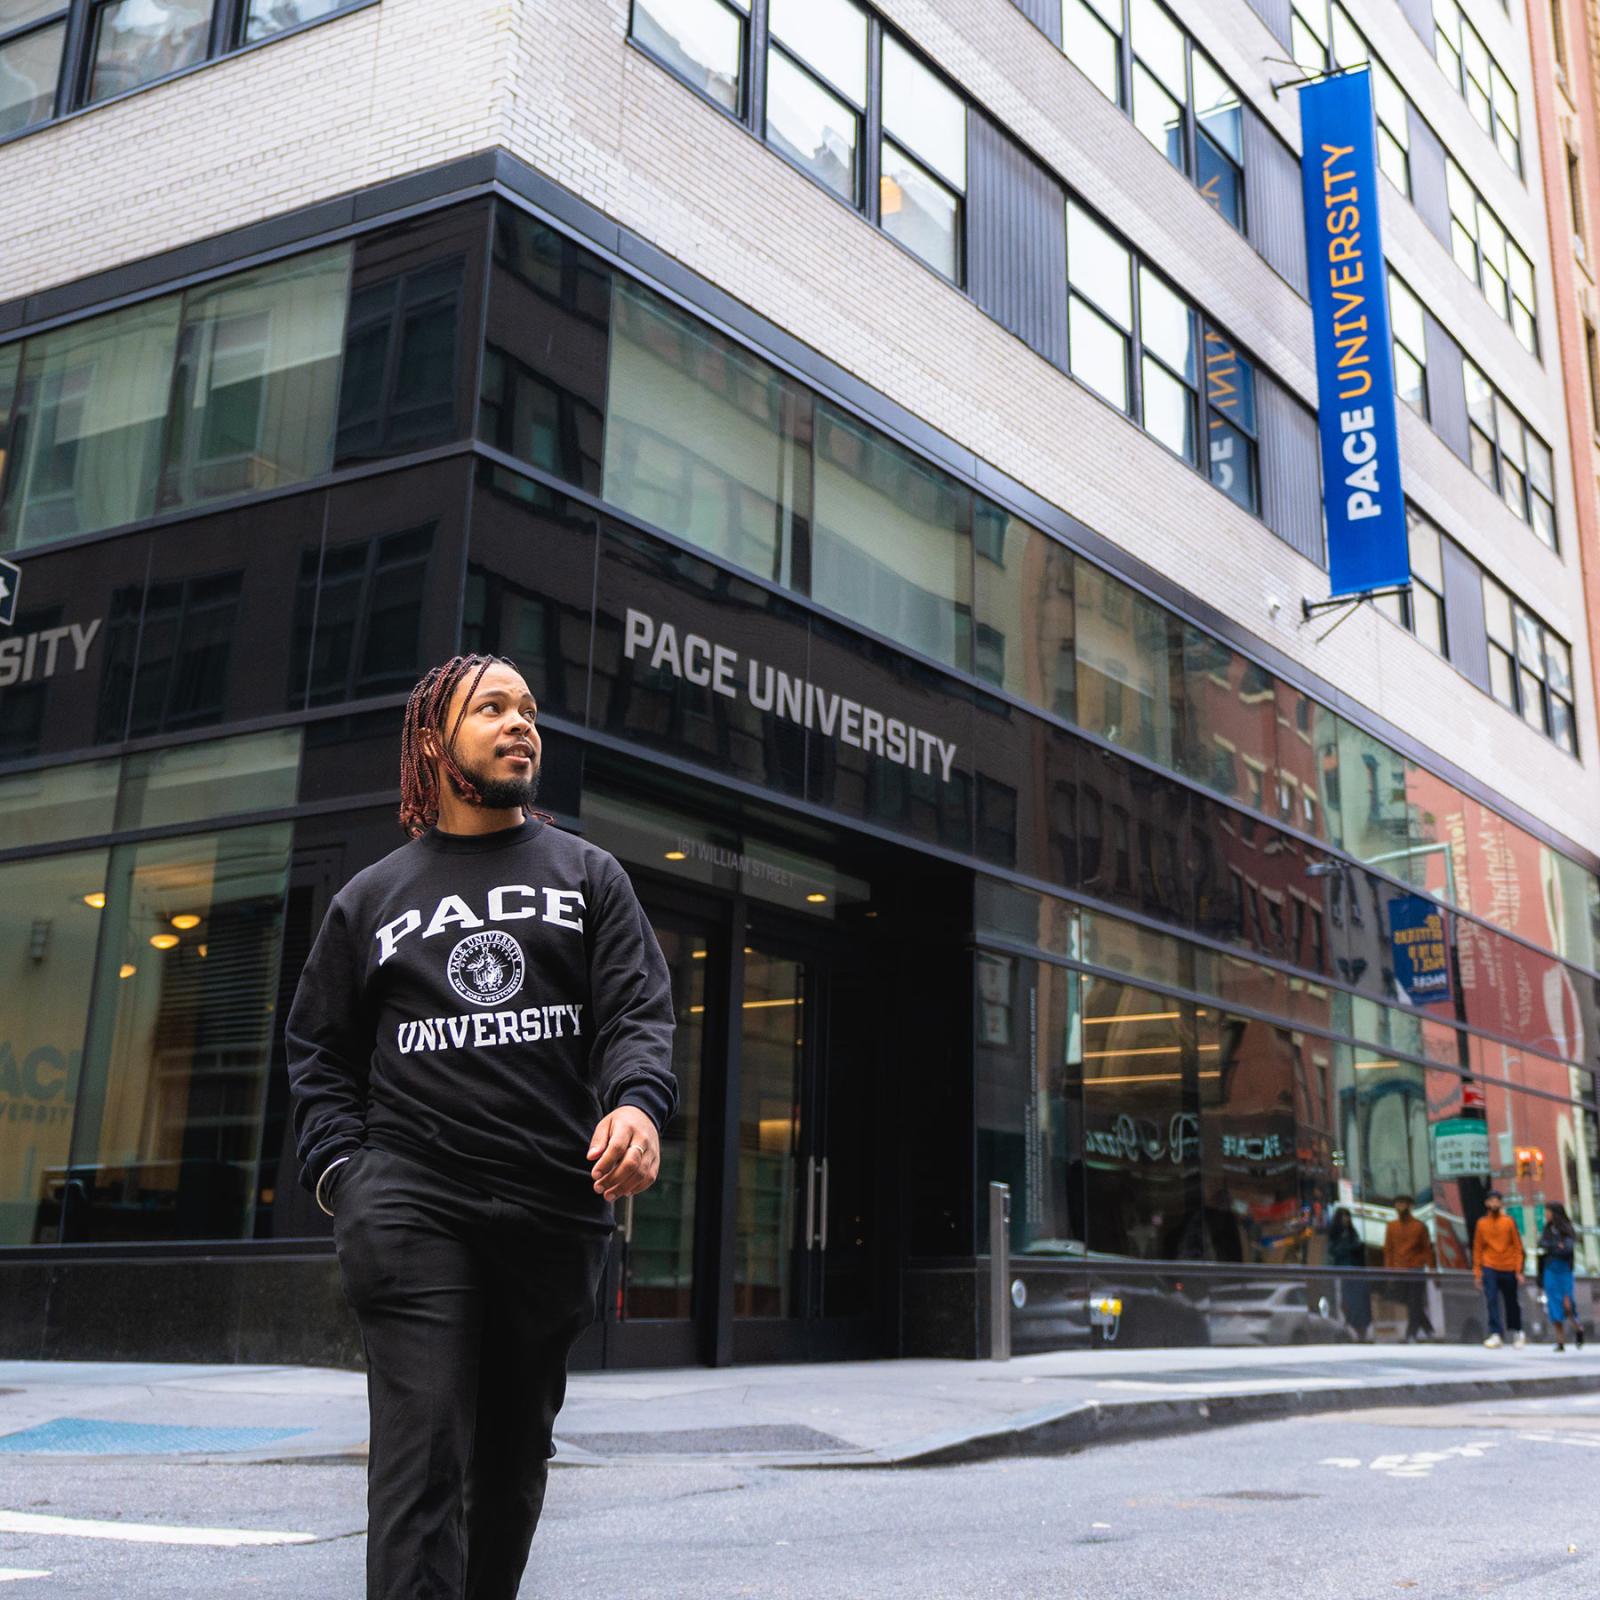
top-left (286, 817), bottom-right (677, 1231)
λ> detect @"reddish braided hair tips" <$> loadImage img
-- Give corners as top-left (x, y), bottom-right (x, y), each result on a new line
top-left (397, 654), bottom-right (508, 837)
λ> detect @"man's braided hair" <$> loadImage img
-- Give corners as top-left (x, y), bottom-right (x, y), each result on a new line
top-left (398, 653), bottom-right (511, 837)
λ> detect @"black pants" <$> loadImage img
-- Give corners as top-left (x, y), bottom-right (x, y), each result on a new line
top-left (1481, 1266), bottom-right (1523, 1337)
top-left (1401, 1277), bottom-right (1433, 1339)
top-left (333, 1146), bottom-right (608, 1600)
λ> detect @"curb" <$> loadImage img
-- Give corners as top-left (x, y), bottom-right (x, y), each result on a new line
top-left (843, 1371), bottom-right (1600, 1471)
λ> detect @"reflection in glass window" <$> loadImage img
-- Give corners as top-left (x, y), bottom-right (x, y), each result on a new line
top-left (1402, 507), bottom-right (1446, 656)
top-left (113, 728), bottom-right (302, 832)
top-left (1075, 557), bottom-right (1174, 764)
top-left (0, 297), bottom-right (182, 551)
top-left (1062, 0), bottom-right (1122, 103)
top-left (0, 12), bottom-right (63, 136)
top-left (972, 500), bottom-right (1075, 714)
top-left (0, 758), bottom-right (120, 849)
top-left (603, 281), bottom-right (800, 582)
top-left (1191, 50), bottom-right (1242, 227)
top-left (0, 848), bottom-right (109, 1245)
top-left (244, 0), bottom-right (344, 43)
top-left (1131, 59), bottom-right (1182, 168)
top-left (880, 140), bottom-right (961, 281)
top-left (1202, 329), bottom-right (1257, 513)
top-left (765, 0), bottom-right (865, 204)
top-left (880, 35), bottom-right (966, 281)
top-left (86, 0), bottom-right (212, 104)
top-left (811, 403), bottom-right (972, 673)
top-left (1074, 975), bottom-right (1202, 1259)
top-left (631, 0), bottom-right (746, 114)
top-left (160, 247), bottom-right (350, 511)
top-left (66, 824), bottom-right (291, 1244)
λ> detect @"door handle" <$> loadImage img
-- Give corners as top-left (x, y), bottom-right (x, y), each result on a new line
top-left (803, 1155), bottom-right (817, 1252)
top-left (819, 1156), bottom-right (830, 1252)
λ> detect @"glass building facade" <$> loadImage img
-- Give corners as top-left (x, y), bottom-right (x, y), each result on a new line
top-left (1, 192), bottom-right (1596, 1364)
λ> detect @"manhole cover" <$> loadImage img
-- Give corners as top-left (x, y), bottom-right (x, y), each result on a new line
top-left (0, 1418), bottom-right (311, 1455)
top-left (558, 1424), bottom-right (848, 1456)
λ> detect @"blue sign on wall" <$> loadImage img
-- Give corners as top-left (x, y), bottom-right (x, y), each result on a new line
top-left (1389, 892), bottom-right (1451, 1005)
top-left (1299, 71), bottom-right (1409, 598)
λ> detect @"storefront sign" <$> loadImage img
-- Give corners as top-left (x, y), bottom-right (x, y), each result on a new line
top-left (1430, 1116), bottom-right (1491, 1178)
top-left (1298, 70), bottom-right (1409, 598)
top-left (1389, 892), bottom-right (1451, 1004)
top-left (623, 607), bottom-right (959, 783)
top-left (0, 619), bottom-right (102, 688)
top-left (1083, 1111), bottom-right (1198, 1166)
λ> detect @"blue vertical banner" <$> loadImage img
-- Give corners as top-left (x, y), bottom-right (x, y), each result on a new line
top-left (1298, 71), bottom-right (1409, 598)
top-left (1388, 892), bottom-right (1451, 1005)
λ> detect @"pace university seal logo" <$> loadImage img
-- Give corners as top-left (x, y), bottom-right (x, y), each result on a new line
top-left (446, 930), bottom-right (525, 1006)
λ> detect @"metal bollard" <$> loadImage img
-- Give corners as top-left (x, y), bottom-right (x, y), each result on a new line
top-left (989, 1181), bottom-right (1011, 1361)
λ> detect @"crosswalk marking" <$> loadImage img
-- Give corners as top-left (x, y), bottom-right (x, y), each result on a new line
top-left (0, 1573), bottom-right (51, 1584)
top-left (0, 1511), bottom-right (317, 1547)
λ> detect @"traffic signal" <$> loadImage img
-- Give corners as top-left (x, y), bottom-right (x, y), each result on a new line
top-left (1514, 1146), bottom-right (1544, 1179)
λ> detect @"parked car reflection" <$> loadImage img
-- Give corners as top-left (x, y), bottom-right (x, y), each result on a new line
top-left (1194, 1282), bottom-right (1355, 1345)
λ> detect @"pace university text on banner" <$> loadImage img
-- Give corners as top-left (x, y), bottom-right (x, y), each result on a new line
top-left (1298, 70), bottom-right (1409, 598)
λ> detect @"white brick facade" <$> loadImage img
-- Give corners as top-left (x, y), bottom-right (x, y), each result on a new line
top-left (0, 0), bottom-right (1594, 854)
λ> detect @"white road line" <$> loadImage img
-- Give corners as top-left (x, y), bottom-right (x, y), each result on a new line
top-left (0, 1511), bottom-right (317, 1547)
top-left (0, 1573), bottom-right (52, 1584)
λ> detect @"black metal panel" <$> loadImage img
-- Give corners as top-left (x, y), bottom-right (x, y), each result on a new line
top-left (1243, 109), bottom-right (1307, 295)
top-left (1009, 0), bottom-right (1061, 47)
top-left (1394, 0), bottom-right (1434, 44)
top-left (1243, 0), bottom-right (1292, 48)
top-left (967, 112), bottom-right (1070, 371)
top-left (1423, 311), bottom-right (1470, 462)
top-left (1408, 105), bottom-right (1452, 249)
top-left (1258, 373), bottom-right (1324, 565)
top-left (1440, 535), bottom-right (1489, 690)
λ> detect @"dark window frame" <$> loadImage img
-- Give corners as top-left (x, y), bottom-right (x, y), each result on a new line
top-left (1461, 356), bottom-right (1557, 550)
top-left (1060, 0), bottom-right (1246, 232)
top-left (0, 0), bottom-right (378, 151)
top-left (630, 0), bottom-right (968, 285)
top-left (1432, 0), bottom-right (1522, 177)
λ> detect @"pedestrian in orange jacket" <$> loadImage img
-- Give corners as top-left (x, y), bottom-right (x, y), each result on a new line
top-left (1384, 1195), bottom-right (1436, 1341)
top-left (1473, 1192), bottom-right (1525, 1349)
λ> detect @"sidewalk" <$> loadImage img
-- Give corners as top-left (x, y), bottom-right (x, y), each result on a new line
top-left (4, 1342), bottom-right (1599, 1470)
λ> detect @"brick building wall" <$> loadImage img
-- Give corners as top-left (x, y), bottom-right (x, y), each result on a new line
top-left (0, 0), bottom-right (1594, 853)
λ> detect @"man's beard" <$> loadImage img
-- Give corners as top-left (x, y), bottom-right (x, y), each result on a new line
top-left (455, 750), bottom-right (541, 811)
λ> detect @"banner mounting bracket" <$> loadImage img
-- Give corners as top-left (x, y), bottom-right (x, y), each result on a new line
top-left (1300, 585), bottom-right (1411, 644)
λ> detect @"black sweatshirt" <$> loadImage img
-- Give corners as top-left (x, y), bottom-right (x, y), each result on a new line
top-left (285, 817), bottom-right (677, 1232)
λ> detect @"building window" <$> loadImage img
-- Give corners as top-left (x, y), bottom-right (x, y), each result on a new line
top-left (1433, 0), bottom-right (1521, 174)
top-left (1388, 273), bottom-right (1428, 420)
top-left (631, 0), bottom-right (747, 115)
top-left (1462, 359), bottom-right (1556, 547)
top-left (243, 0), bottom-right (346, 43)
top-left (1202, 327), bottom-right (1257, 513)
top-left (764, 0), bottom-right (867, 205)
top-left (1067, 200), bottom-right (1133, 412)
top-left (879, 35), bottom-right (966, 282)
top-left (1483, 575), bottom-right (1518, 709)
top-left (1406, 508), bottom-right (1446, 654)
top-left (1445, 161), bottom-right (1538, 354)
top-left (1063, 0), bottom-right (1122, 104)
top-left (1327, 8), bottom-right (1410, 196)
top-left (1060, 0), bottom-right (1244, 229)
top-left (1513, 602), bottom-right (1578, 752)
top-left (86, 0), bottom-right (214, 105)
top-left (1568, 145), bottom-right (1586, 241)
top-left (0, 3), bottom-right (65, 138)
top-left (1586, 322), bottom-right (1600, 432)
top-left (1139, 265), bottom-right (1198, 464)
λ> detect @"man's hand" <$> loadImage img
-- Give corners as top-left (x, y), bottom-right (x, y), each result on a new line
top-left (588, 1106), bottom-right (660, 1202)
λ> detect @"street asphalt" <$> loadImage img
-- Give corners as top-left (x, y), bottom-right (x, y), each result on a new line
top-left (1, 1390), bottom-right (1595, 1596)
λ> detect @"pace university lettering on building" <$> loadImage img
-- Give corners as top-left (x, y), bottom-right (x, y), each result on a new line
top-left (1298, 69), bottom-right (1409, 598)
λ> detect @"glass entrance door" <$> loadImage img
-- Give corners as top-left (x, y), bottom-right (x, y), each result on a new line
top-left (595, 909), bottom-right (716, 1367)
top-left (732, 936), bottom-right (879, 1361)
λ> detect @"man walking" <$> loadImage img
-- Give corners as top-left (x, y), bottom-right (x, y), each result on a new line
top-left (1473, 1191), bottom-right (1526, 1350)
top-left (1383, 1194), bottom-right (1437, 1342)
top-left (287, 653), bottom-right (677, 1598)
